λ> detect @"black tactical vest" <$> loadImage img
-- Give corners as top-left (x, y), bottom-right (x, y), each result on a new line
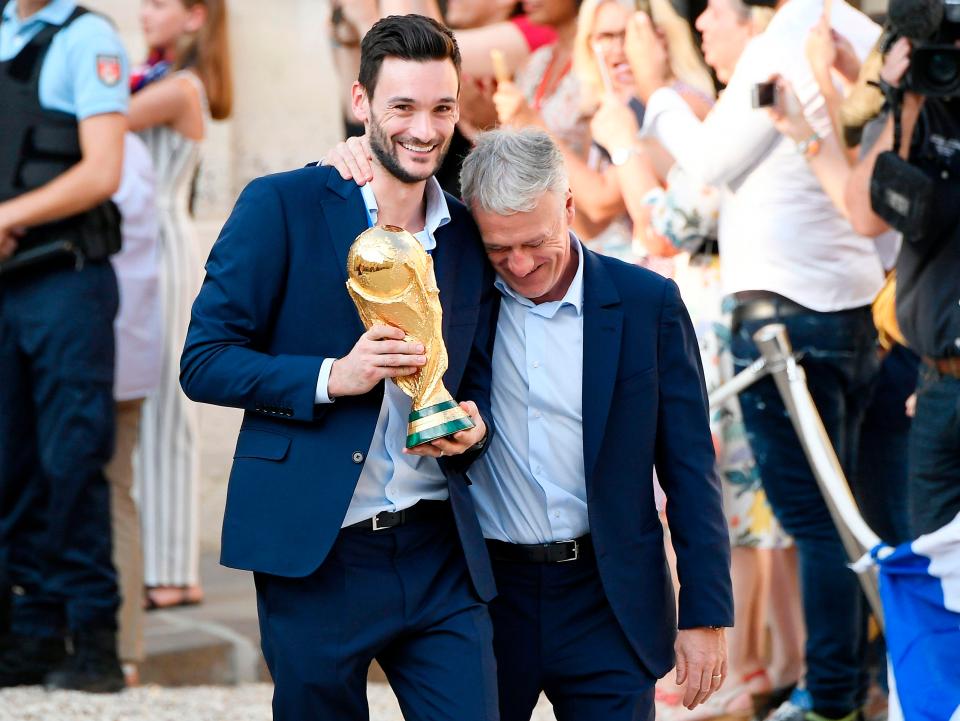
top-left (0, 0), bottom-right (121, 273)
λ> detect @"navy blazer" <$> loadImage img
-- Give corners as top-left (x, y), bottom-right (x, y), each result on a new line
top-left (494, 247), bottom-right (734, 677)
top-left (180, 166), bottom-right (498, 601)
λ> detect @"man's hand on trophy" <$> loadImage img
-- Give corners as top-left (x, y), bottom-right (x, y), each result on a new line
top-left (327, 324), bottom-right (426, 398)
top-left (321, 135), bottom-right (374, 185)
top-left (404, 401), bottom-right (487, 458)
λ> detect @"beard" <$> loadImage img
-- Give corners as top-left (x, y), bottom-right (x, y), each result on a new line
top-left (368, 112), bottom-right (452, 184)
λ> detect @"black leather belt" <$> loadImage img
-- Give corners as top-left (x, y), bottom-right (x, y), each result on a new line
top-left (730, 291), bottom-right (813, 331)
top-left (345, 500), bottom-right (449, 532)
top-left (924, 356), bottom-right (960, 379)
top-left (486, 535), bottom-right (592, 564)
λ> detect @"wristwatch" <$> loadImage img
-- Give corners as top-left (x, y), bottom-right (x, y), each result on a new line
top-left (611, 146), bottom-right (641, 166)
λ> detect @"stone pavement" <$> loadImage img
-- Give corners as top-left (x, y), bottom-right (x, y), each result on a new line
top-left (0, 683), bottom-right (556, 720)
top-left (0, 551), bottom-right (557, 720)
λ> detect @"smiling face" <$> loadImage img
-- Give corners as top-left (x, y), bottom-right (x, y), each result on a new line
top-left (473, 189), bottom-right (578, 304)
top-left (353, 57), bottom-right (460, 184)
top-left (695, 0), bottom-right (754, 83)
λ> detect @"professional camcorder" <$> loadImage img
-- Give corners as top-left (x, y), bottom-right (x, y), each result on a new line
top-left (888, 0), bottom-right (960, 97)
top-left (867, 0), bottom-right (960, 236)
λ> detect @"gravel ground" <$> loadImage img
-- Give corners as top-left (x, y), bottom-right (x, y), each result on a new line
top-left (0, 683), bottom-right (556, 720)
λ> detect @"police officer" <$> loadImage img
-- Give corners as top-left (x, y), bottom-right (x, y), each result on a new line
top-left (0, 0), bottom-right (128, 692)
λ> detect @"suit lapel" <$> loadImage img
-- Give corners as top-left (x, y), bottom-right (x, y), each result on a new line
top-left (319, 171), bottom-right (370, 284)
top-left (581, 249), bottom-right (623, 490)
top-left (433, 223), bottom-right (460, 344)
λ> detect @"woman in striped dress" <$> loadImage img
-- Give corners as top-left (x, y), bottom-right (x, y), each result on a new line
top-left (128, 0), bottom-right (232, 610)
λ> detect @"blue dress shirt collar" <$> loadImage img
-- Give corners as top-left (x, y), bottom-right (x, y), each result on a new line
top-left (358, 177), bottom-right (451, 252)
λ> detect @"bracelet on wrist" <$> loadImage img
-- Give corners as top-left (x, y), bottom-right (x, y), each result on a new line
top-left (796, 132), bottom-right (822, 158)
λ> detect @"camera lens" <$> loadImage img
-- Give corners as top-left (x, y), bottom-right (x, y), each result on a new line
top-left (945, 0), bottom-right (960, 23)
top-left (926, 50), bottom-right (960, 91)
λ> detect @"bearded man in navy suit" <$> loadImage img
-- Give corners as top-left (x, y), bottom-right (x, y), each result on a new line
top-left (180, 15), bottom-right (500, 721)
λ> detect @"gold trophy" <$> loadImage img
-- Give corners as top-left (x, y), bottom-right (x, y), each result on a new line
top-left (346, 225), bottom-right (475, 448)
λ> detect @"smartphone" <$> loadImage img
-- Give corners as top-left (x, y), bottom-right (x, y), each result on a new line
top-left (592, 41), bottom-right (616, 95)
top-left (752, 81), bottom-right (779, 108)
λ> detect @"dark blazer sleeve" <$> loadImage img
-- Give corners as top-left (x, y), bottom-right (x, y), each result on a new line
top-left (654, 279), bottom-right (734, 629)
top-left (442, 264), bottom-right (498, 475)
top-left (180, 177), bottom-right (325, 422)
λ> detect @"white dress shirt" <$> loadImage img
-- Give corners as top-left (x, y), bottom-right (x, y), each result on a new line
top-left (110, 132), bottom-right (162, 401)
top-left (467, 235), bottom-right (588, 544)
top-left (316, 179), bottom-right (452, 528)
top-left (641, 0), bottom-right (884, 312)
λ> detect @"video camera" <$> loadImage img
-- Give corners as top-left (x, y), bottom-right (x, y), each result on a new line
top-left (888, 0), bottom-right (960, 97)
top-left (868, 0), bottom-right (960, 236)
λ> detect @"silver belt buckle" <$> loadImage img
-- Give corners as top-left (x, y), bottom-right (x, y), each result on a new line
top-left (557, 539), bottom-right (579, 563)
top-left (371, 512), bottom-right (389, 531)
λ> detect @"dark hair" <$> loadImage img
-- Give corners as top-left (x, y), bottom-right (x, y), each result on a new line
top-left (358, 14), bottom-right (461, 99)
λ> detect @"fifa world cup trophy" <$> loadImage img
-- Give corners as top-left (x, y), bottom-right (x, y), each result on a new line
top-left (346, 225), bottom-right (475, 448)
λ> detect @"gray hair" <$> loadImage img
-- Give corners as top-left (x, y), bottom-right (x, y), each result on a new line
top-left (460, 128), bottom-right (568, 215)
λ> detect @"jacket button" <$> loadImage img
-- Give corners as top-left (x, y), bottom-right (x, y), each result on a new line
top-left (352, 451), bottom-right (364, 464)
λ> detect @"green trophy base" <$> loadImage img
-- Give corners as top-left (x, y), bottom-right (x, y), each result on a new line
top-left (406, 399), bottom-right (475, 448)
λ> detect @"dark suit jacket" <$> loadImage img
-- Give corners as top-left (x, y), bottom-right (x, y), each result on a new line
top-left (180, 166), bottom-right (498, 601)
top-left (492, 247), bottom-right (734, 677)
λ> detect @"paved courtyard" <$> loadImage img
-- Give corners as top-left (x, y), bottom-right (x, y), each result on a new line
top-left (0, 683), bottom-right (557, 720)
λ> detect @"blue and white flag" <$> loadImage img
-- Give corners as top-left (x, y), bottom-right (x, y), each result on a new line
top-left (868, 513), bottom-right (960, 720)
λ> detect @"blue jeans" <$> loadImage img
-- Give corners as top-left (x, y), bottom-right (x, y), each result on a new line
top-left (853, 344), bottom-right (918, 547)
top-left (908, 368), bottom-right (960, 537)
top-left (732, 306), bottom-right (878, 717)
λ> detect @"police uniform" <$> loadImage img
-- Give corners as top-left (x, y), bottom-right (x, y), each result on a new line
top-left (0, 0), bottom-right (128, 688)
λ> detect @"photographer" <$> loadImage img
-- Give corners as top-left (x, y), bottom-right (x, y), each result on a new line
top-left (0, 0), bottom-right (127, 692)
top-left (846, 27), bottom-right (960, 539)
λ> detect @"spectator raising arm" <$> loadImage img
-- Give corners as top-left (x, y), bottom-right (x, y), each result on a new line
top-left (845, 37), bottom-right (925, 237)
top-left (766, 75), bottom-right (854, 219)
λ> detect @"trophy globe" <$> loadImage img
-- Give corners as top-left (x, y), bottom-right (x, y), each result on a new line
top-left (346, 225), bottom-right (474, 447)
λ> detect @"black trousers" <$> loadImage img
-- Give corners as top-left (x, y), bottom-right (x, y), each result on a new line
top-left (489, 543), bottom-right (655, 721)
top-left (0, 262), bottom-right (119, 635)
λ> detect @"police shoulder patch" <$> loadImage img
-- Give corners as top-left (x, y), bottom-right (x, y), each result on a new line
top-left (96, 54), bottom-right (121, 87)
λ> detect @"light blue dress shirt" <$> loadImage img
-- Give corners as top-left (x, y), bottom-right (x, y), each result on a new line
top-left (1, 0), bottom-right (129, 118)
top-left (467, 235), bottom-right (588, 544)
top-left (316, 178), bottom-right (453, 528)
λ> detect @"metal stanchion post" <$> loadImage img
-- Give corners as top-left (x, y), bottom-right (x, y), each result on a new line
top-left (751, 324), bottom-right (884, 627)
top-left (708, 357), bottom-right (770, 411)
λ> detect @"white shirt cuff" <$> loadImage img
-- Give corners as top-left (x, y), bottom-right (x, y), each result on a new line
top-left (640, 86), bottom-right (688, 139)
top-left (315, 358), bottom-right (337, 404)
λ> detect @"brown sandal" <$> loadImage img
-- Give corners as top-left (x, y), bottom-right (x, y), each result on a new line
top-left (143, 585), bottom-right (204, 611)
